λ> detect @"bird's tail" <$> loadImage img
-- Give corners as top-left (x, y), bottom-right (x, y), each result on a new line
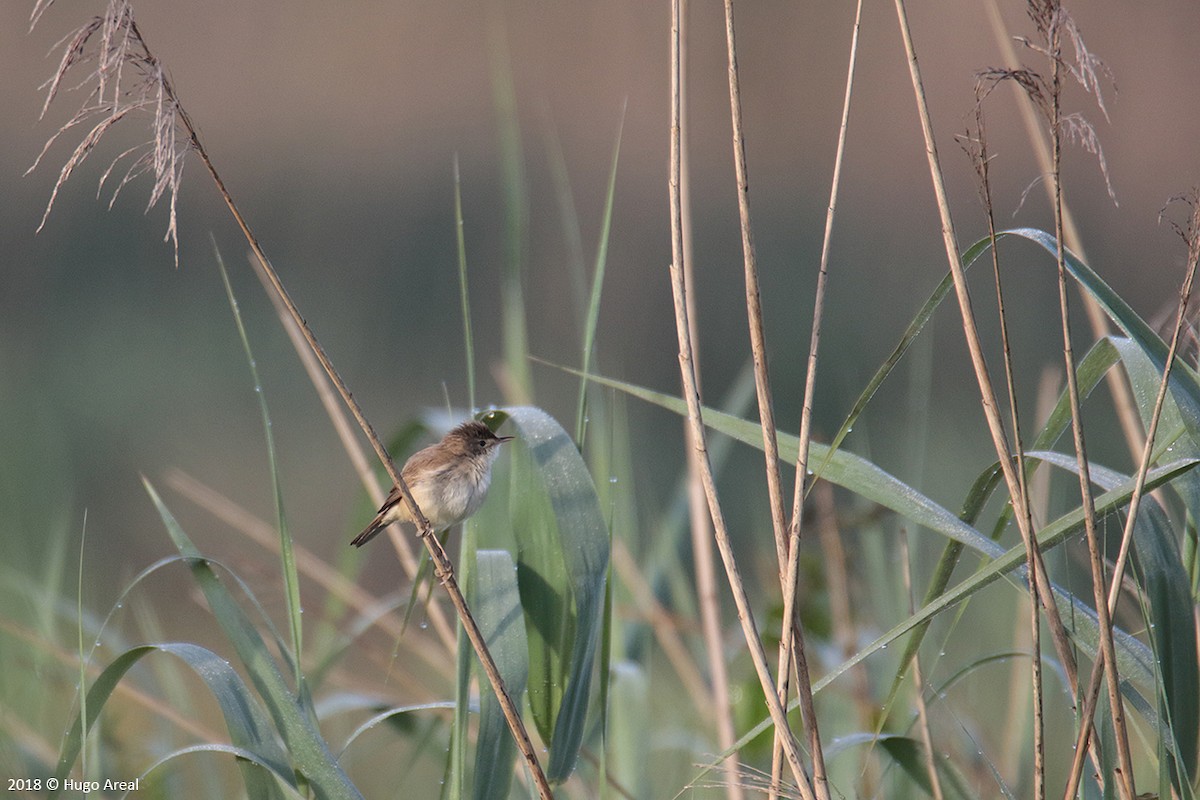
top-left (351, 514), bottom-right (387, 547)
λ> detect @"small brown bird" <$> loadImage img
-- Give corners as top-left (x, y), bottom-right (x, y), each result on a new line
top-left (351, 420), bottom-right (513, 547)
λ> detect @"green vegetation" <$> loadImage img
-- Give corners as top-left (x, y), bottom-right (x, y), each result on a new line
top-left (5, 1), bottom-right (1199, 798)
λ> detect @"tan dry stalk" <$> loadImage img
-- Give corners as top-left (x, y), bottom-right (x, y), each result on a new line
top-left (193, 129), bottom-right (555, 800)
top-left (679, 1), bottom-right (746, 794)
top-left (777, 0), bottom-right (867, 794)
top-left (1062, 196), bottom-right (1200, 799)
top-left (814, 481), bottom-right (877, 792)
top-left (669, 1), bottom-right (814, 796)
top-left (890, 0), bottom-right (1085, 764)
top-left (719, 0), bottom-right (790, 574)
top-left (713, 3), bottom-right (828, 796)
top-left (1043, 17), bottom-right (1135, 798)
top-left (964, 97), bottom-right (1046, 798)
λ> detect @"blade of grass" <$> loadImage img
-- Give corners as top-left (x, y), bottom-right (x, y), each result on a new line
top-left (1008, 228), bottom-right (1200, 441)
top-left (574, 102), bottom-right (626, 444)
top-left (52, 642), bottom-right (290, 800)
top-left (1033, 450), bottom-right (1199, 791)
top-left (703, 449), bottom-right (1194, 785)
top-left (214, 242), bottom-right (303, 687)
top-left (565, 367), bottom-right (1189, 694)
top-left (453, 154), bottom-right (476, 414)
top-left (74, 512), bottom-right (88, 780)
top-left (886, 335), bottom-right (1122, 710)
top-left (143, 479), bottom-right (362, 800)
top-left (444, 528), bottom-right (472, 800)
top-left (136, 743), bottom-right (310, 799)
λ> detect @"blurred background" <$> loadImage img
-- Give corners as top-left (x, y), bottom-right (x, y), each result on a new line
top-left (6, 0), bottom-right (1200, 570)
top-left (3, 0), bottom-right (1200, 781)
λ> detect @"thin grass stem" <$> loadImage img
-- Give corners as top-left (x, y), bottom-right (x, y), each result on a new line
top-left (778, 0), bottom-right (868, 794)
top-left (677, 4), bottom-right (745, 796)
top-left (963, 97), bottom-right (1046, 798)
top-left (214, 244), bottom-right (305, 687)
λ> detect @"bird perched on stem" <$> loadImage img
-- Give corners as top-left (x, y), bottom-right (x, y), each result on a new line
top-left (351, 420), bottom-right (513, 547)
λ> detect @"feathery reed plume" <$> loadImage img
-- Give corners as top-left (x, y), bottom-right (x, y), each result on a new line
top-left (29, 0), bottom-right (186, 266)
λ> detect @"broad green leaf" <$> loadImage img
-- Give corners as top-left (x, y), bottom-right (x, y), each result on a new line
top-left (1006, 227), bottom-right (1200, 446)
top-left (498, 407), bottom-right (609, 783)
top-left (878, 735), bottom-right (977, 800)
top-left (143, 480), bottom-right (363, 800)
top-left (52, 643), bottom-right (290, 800)
top-left (472, 550), bottom-right (529, 800)
top-left (507, 421), bottom-right (568, 745)
top-left (490, 28), bottom-right (533, 403)
top-left (1031, 450), bottom-right (1199, 789)
top-left (1111, 336), bottom-right (1200, 524)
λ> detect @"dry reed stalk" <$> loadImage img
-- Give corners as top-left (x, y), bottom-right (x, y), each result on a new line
top-left (249, 254), bottom-right (457, 652)
top-left (888, 9), bottom-right (1094, 800)
top-left (678, 2), bottom-right (746, 794)
top-left (960, 92), bottom-right (1047, 799)
top-left (1026, 4), bottom-right (1135, 794)
top-left (713, 3), bottom-right (828, 796)
top-left (777, 0), bottom-right (868, 794)
top-left (669, 1), bottom-right (814, 796)
top-left (1063, 194), bottom-right (1200, 798)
